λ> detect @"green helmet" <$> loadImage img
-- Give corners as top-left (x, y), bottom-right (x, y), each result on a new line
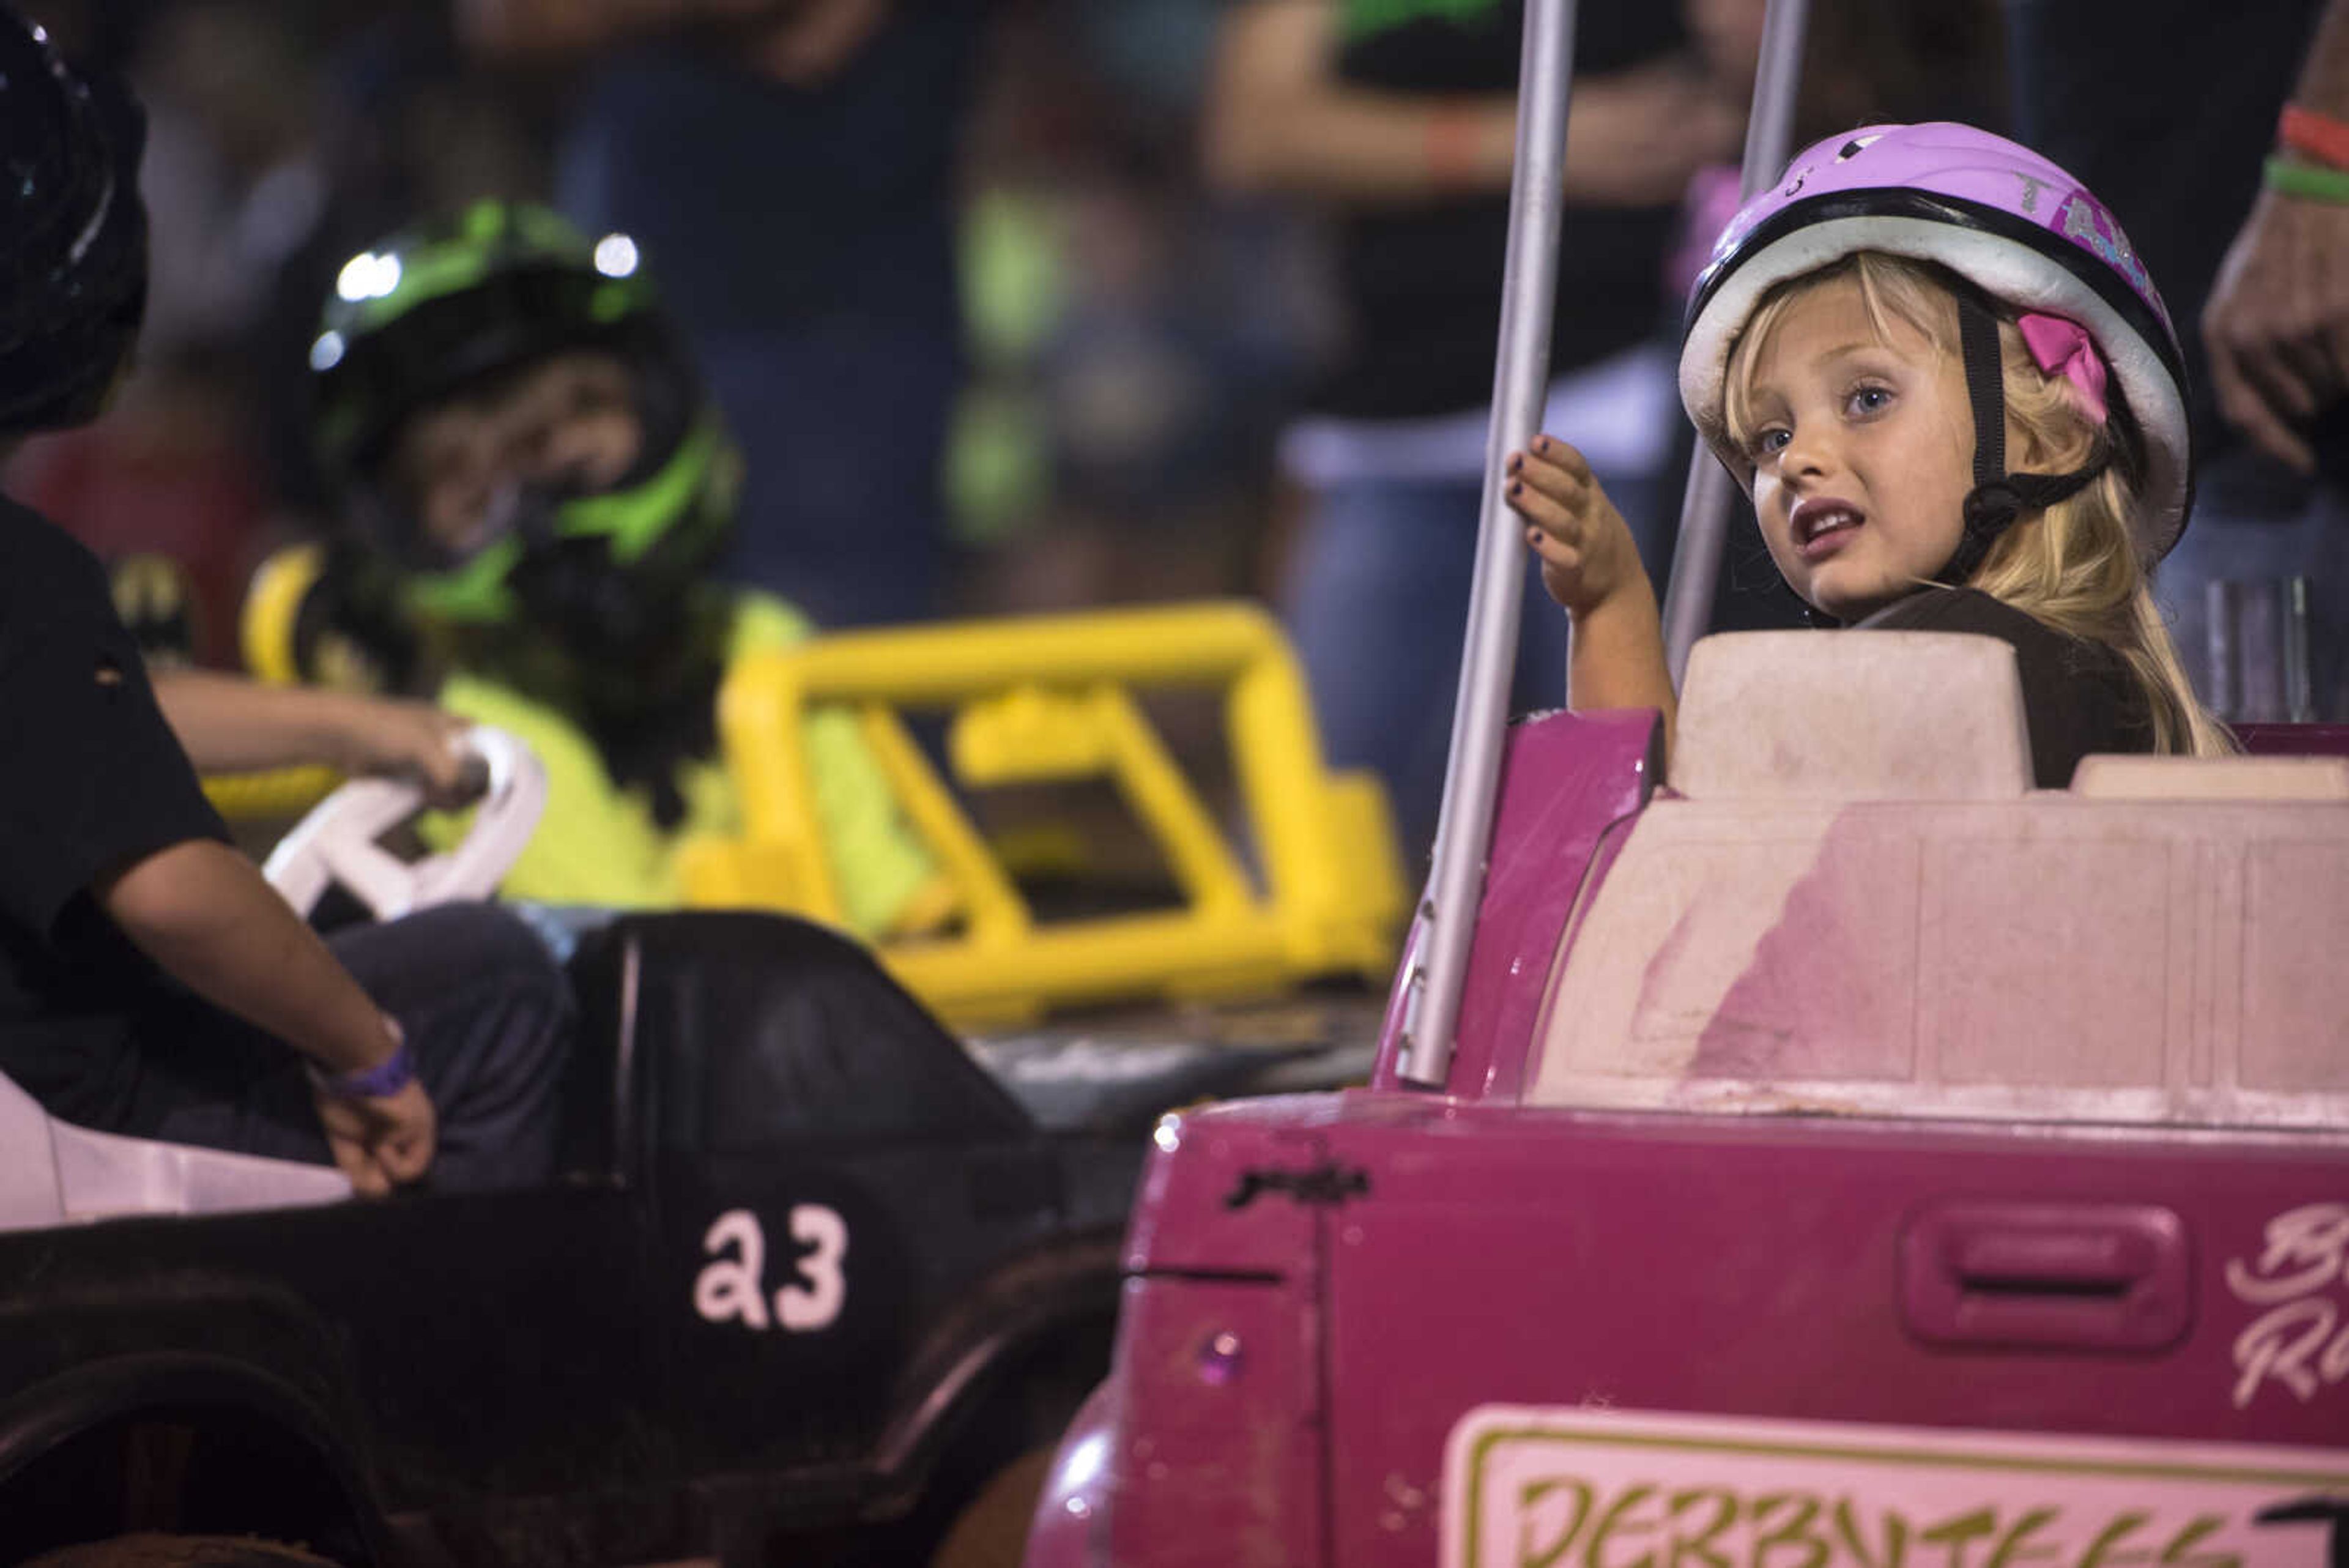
top-left (310, 199), bottom-right (742, 636)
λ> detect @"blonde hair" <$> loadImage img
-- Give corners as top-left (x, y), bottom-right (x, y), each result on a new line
top-left (1723, 251), bottom-right (2232, 757)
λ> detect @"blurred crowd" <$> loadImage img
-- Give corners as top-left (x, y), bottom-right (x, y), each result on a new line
top-left (7, 0), bottom-right (1315, 664)
top-left (7, 1), bottom-right (2336, 809)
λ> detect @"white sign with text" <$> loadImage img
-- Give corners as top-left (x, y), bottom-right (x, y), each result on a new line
top-left (1444, 1406), bottom-right (2349, 1568)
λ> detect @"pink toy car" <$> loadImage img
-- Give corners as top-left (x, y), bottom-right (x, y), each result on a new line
top-left (1025, 629), bottom-right (2349, 1567)
top-left (1026, 1), bottom-right (2349, 1556)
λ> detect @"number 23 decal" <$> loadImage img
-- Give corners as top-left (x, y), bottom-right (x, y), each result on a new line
top-left (693, 1206), bottom-right (847, 1333)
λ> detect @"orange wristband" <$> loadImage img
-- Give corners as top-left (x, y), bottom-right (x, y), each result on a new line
top-left (2279, 104), bottom-right (2349, 171)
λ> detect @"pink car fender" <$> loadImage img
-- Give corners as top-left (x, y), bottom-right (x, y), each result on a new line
top-left (1025, 1378), bottom-right (1116, 1568)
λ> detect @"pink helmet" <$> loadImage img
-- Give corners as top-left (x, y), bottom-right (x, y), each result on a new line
top-left (1679, 122), bottom-right (2194, 561)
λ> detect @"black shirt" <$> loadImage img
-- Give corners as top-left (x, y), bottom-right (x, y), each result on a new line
top-left (2006, 0), bottom-right (2323, 455)
top-left (1860, 587), bottom-right (2156, 789)
top-left (1320, 0), bottom-right (1688, 420)
top-left (0, 499), bottom-right (231, 1126)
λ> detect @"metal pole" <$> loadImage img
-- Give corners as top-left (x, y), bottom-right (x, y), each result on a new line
top-left (1398, 0), bottom-right (1577, 1088)
top-left (1660, 0), bottom-right (1812, 680)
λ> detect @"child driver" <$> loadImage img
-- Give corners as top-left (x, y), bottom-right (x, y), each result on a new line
top-left (293, 203), bottom-right (944, 932)
top-left (1508, 122), bottom-right (2232, 786)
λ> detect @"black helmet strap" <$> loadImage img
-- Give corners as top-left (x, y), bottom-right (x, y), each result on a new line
top-left (1940, 293), bottom-right (2107, 587)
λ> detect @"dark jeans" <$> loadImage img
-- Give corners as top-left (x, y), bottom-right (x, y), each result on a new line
top-left (1282, 466), bottom-right (1667, 870)
top-left (2154, 449), bottom-right (2348, 721)
top-left (123, 904), bottom-right (574, 1192)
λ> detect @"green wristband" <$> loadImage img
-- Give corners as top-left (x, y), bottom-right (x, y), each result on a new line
top-left (2264, 154), bottom-right (2349, 204)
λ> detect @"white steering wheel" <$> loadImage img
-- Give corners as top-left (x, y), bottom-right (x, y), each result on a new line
top-left (263, 726), bottom-right (548, 919)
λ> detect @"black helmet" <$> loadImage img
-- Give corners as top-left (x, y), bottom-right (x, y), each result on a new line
top-left (0, 11), bottom-right (147, 435)
top-left (310, 200), bottom-right (740, 638)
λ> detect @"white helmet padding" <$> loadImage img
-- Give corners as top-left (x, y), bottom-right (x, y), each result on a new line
top-left (1679, 136), bottom-right (2195, 563)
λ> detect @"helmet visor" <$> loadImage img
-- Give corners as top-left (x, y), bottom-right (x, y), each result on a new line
top-left (385, 349), bottom-right (644, 570)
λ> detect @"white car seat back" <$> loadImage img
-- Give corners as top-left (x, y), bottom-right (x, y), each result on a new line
top-left (0, 1069), bottom-right (351, 1233)
top-left (1671, 630), bottom-right (2034, 801)
top-left (1531, 632), bottom-right (2349, 1130)
top-left (2071, 752), bottom-right (2349, 801)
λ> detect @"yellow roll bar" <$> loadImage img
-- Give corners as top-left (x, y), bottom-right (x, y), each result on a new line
top-left (693, 601), bottom-right (1405, 1027)
top-left (201, 543), bottom-right (343, 820)
top-left (202, 764), bottom-right (342, 820)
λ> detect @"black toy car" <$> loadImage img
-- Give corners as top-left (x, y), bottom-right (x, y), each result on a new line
top-left (0, 908), bottom-right (1367, 1567)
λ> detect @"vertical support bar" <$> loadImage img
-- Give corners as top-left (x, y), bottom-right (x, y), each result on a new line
top-left (2284, 575), bottom-right (2315, 723)
top-left (1398, 0), bottom-right (1578, 1088)
top-left (1660, 0), bottom-right (1813, 680)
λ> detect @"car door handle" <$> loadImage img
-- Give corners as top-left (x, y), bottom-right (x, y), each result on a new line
top-left (1900, 1202), bottom-right (2192, 1352)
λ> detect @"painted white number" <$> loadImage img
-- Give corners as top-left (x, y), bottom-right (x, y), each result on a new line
top-left (779, 1203), bottom-right (847, 1331)
top-left (692, 1206), bottom-right (849, 1334)
top-left (695, 1209), bottom-right (772, 1330)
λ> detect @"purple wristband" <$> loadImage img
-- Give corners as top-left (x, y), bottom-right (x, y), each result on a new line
top-left (310, 1041), bottom-right (417, 1101)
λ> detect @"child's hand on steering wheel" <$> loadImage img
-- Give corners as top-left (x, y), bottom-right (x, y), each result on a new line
top-left (1507, 435), bottom-right (1646, 620)
top-left (333, 697), bottom-right (482, 811)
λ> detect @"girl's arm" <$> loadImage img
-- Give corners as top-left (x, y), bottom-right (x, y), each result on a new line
top-left (1564, 574), bottom-right (1677, 739)
top-left (1507, 436), bottom-right (1680, 757)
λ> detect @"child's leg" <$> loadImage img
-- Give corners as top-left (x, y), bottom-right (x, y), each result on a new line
top-left (328, 904), bottom-right (574, 1191)
top-left (116, 1006), bottom-right (335, 1169)
top-left (700, 321), bottom-right (959, 630)
top-left (121, 904), bottom-right (573, 1192)
top-left (1283, 474), bottom-right (1485, 865)
top-left (2158, 450), bottom-right (2347, 720)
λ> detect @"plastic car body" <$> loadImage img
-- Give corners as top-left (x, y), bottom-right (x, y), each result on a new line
top-left (1026, 630), bottom-right (2349, 1568)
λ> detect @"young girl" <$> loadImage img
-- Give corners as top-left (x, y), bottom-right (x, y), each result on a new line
top-left (1507, 122), bottom-right (2233, 787)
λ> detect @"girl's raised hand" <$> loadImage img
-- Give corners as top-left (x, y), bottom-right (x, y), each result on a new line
top-left (1507, 435), bottom-right (1643, 618)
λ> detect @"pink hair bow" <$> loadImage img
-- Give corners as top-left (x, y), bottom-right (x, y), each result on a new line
top-left (2016, 313), bottom-right (2109, 427)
